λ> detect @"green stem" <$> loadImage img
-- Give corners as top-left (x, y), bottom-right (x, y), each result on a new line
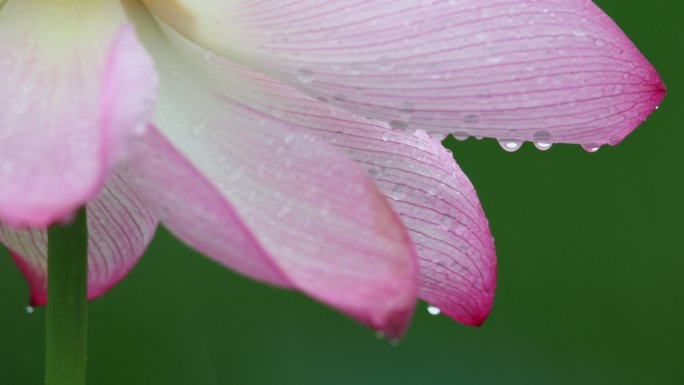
top-left (45, 208), bottom-right (89, 385)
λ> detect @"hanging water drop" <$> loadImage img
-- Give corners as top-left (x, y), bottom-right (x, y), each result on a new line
top-left (427, 305), bottom-right (441, 316)
top-left (498, 139), bottom-right (523, 152)
top-left (452, 131), bottom-right (469, 141)
top-left (25, 306), bottom-right (34, 314)
top-left (296, 68), bottom-right (316, 83)
top-left (534, 142), bottom-right (553, 151)
top-left (582, 143), bottom-right (601, 153)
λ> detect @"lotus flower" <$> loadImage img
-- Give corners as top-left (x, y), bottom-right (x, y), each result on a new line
top-left (0, 0), bottom-right (664, 337)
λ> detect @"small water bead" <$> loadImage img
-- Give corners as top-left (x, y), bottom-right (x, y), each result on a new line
top-left (582, 143), bottom-right (601, 153)
top-left (532, 131), bottom-right (552, 150)
top-left (498, 139), bottom-right (523, 152)
top-left (534, 142), bottom-right (553, 151)
top-left (332, 93), bottom-right (347, 102)
top-left (462, 114), bottom-right (480, 124)
top-left (389, 184), bottom-right (407, 200)
top-left (427, 305), bottom-right (441, 316)
top-left (25, 306), bottom-right (34, 314)
top-left (388, 120), bottom-right (409, 132)
top-left (296, 68), bottom-right (316, 83)
top-left (452, 131), bottom-right (470, 141)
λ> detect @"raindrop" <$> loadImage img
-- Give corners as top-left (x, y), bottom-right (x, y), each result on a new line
top-left (452, 131), bottom-right (470, 141)
top-left (534, 142), bottom-right (553, 151)
top-left (389, 339), bottom-right (400, 347)
top-left (25, 306), bottom-right (34, 314)
top-left (389, 184), bottom-right (407, 200)
top-left (498, 139), bottom-right (523, 152)
top-left (462, 114), bottom-right (480, 124)
top-left (438, 216), bottom-right (454, 230)
top-left (296, 68), bottom-right (316, 83)
top-left (388, 120), bottom-right (409, 132)
top-left (532, 130), bottom-right (552, 150)
top-left (582, 143), bottom-right (601, 153)
top-left (427, 305), bottom-right (441, 316)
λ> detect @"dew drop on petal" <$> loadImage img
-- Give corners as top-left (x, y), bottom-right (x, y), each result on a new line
top-left (582, 143), bottom-right (601, 153)
top-left (25, 306), bottom-right (34, 314)
top-left (498, 139), bottom-right (523, 152)
top-left (452, 131), bottom-right (470, 141)
top-left (389, 120), bottom-right (409, 132)
top-left (427, 305), bottom-right (441, 315)
top-left (462, 114), bottom-right (480, 124)
top-left (534, 142), bottom-right (553, 151)
top-left (389, 184), bottom-right (407, 200)
top-left (296, 68), bottom-right (316, 83)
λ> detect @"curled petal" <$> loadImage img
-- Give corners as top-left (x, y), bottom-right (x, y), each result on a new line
top-left (147, 20), bottom-right (496, 325)
top-left (0, 174), bottom-right (158, 305)
top-left (145, 0), bottom-right (664, 147)
top-left (0, 1), bottom-right (158, 227)
top-left (120, 3), bottom-right (419, 336)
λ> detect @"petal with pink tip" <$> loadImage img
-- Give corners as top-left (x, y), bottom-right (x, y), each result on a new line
top-left (0, 174), bottom-right (158, 305)
top-left (144, 0), bottom-right (664, 147)
top-left (0, 1), bottom-right (158, 227)
top-left (120, 4), bottom-right (419, 336)
top-left (155, 26), bottom-right (495, 325)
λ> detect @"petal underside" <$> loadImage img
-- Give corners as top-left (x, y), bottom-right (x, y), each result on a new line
top-left (0, 0), bottom-right (157, 227)
top-left (1, 173), bottom-right (158, 305)
top-left (158, 26), bottom-right (496, 325)
top-left (121, 3), bottom-right (420, 336)
top-left (144, 0), bottom-right (665, 148)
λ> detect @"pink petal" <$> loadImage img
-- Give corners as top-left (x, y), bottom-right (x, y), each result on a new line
top-left (145, 20), bottom-right (494, 325)
top-left (0, 174), bottom-right (158, 305)
top-left (145, 0), bottom-right (664, 148)
top-left (120, 6), bottom-right (419, 336)
top-left (0, 2), bottom-right (158, 227)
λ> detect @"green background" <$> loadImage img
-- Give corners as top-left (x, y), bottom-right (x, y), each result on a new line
top-left (1, 1), bottom-right (681, 384)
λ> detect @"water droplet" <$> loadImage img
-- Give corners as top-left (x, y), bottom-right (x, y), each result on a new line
top-left (25, 306), bottom-right (34, 314)
top-left (534, 142), bottom-right (553, 151)
top-left (438, 216), bottom-right (454, 230)
top-left (532, 131), bottom-right (553, 151)
top-left (427, 305), bottom-right (441, 315)
top-left (582, 143), bottom-right (601, 153)
top-left (462, 114), bottom-right (480, 124)
top-left (389, 184), bottom-right (407, 200)
top-left (498, 139), bottom-right (523, 152)
top-left (381, 131), bottom-right (391, 141)
top-left (452, 131), bottom-right (470, 141)
top-left (389, 120), bottom-right (409, 132)
top-left (296, 68), bottom-right (315, 83)
top-left (375, 331), bottom-right (386, 340)
top-left (389, 339), bottom-right (400, 347)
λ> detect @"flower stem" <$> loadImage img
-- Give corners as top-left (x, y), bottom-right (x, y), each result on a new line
top-left (45, 208), bottom-right (89, 385)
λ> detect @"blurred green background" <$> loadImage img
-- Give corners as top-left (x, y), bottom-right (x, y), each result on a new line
top-left (1, 1), bottom-right (682, 384)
